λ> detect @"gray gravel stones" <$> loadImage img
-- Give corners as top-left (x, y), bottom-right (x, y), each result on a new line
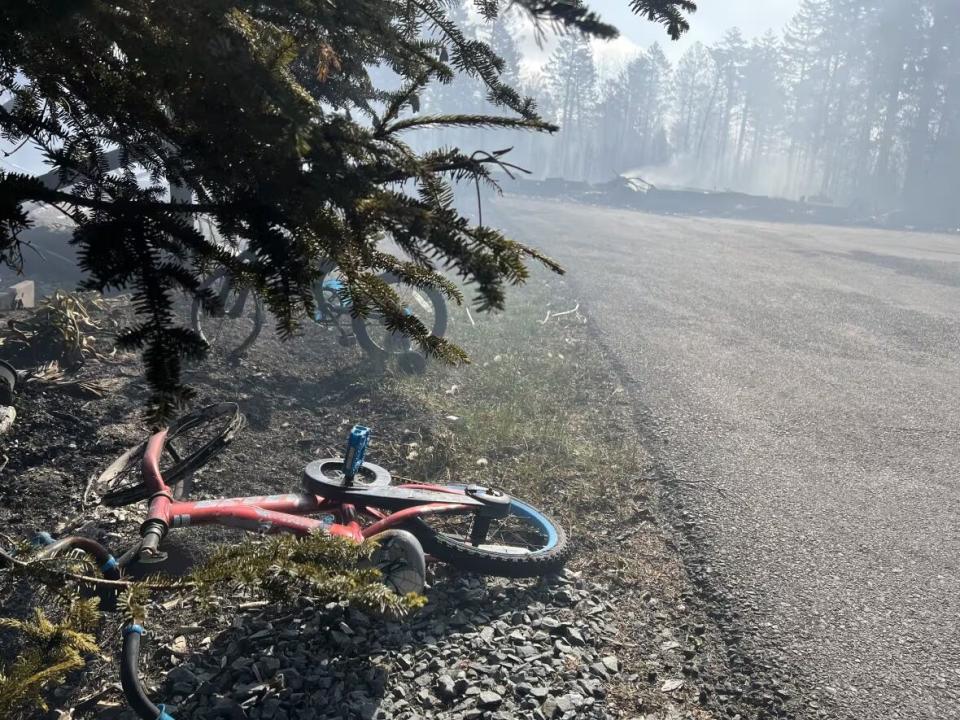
top-left (144, 570), bottom-right (618, 720)
top-left (477, 690), bottom-right (502, 709)
top-left (600, 656), bottom-right (619, 675)
top-left (541, 693), bottom-right (578, 718)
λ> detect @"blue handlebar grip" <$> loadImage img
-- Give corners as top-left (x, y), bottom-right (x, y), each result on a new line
top-left (343, 425), bottom-right (370, 481)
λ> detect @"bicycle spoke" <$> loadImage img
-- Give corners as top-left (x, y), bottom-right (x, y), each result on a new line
top-left (165, 440), bottom-right (182, 463)
top-left (427, 512), bottom-right (546, 554)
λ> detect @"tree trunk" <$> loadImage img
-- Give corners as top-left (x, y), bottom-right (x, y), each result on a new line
top-left (902, 0), bottom-right (952, 208)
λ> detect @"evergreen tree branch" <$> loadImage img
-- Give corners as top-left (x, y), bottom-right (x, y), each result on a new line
top-left (383, 113), bottom-right (555, 135)
top-left (628, 0), bottom-right (698, 40)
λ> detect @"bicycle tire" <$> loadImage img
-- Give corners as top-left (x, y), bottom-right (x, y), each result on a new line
top-left (352, 273), bottom-right (448, 361)
top-left (191, 267), bottom-right (264, 359)
top-left (92, 403), bottom-right (245, 507)
top-left (403, 488), bottom-right (571, 578)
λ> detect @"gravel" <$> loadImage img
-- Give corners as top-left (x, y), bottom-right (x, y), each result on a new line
top-left (113, 570), bottom-right (620, 720)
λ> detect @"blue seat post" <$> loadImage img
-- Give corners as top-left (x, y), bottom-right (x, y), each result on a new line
top-left (343, 425), bottom-right (370, 485)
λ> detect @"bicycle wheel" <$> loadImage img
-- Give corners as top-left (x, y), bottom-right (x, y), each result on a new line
top-left (352, 274), bottom-right (448, 360)
top-left (191, 267), bottom-right (264, 359)
top-left (403, 486), bottom-right (571, 578)
top-left (88, 403), bottom-right (245, 507)
top-left (368, 529), bottom-right (426, 595)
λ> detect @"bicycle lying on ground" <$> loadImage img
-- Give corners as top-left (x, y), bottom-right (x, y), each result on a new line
top-left (85, 402), bottom-right (569, 577)
top-left (192, 254), bottom-right (448, 371)
top-left (69, 403), bottom-right (569, 719)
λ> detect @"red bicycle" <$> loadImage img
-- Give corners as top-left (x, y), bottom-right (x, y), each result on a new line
top-left (86, 403), bottom-right (570, 579)
top-left (73, 402), bottom-right (571, 719)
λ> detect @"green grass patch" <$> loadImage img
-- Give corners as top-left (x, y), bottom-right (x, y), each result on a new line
top-left (368, 272), bottom-right (649, 562)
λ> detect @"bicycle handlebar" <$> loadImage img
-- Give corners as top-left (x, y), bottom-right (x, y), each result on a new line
top-left (34, 536), bottom-right (122, 580)
top-left (121, 625), bottom-right (174, 720)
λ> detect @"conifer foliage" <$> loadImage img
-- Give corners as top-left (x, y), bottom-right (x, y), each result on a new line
top-left (0, 0), bottom-right (695, 420)
top-left (0, 599), bottom-right (101, 719)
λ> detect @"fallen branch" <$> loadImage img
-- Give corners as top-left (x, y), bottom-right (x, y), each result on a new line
top-left (73, 684), bottom-right (121, 713)
top-left (0, 546), bottom-right (189, 591)
top-left (27, 362), bottom-right (122, 398)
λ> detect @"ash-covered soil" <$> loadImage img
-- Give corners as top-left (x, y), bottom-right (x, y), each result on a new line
top-left (0, 303), bottom-right (406, 547)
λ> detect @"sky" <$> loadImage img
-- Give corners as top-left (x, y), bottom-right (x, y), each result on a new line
top-left (514, 0), bottom-right (803, 76)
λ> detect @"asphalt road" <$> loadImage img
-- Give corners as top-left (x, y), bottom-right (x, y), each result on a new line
top-left (495, 196), bottom-right (960, 720)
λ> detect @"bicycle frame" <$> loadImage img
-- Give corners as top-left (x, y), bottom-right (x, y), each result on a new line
top-left (136, 428), bottom-right (483, 560)
top-left (312, 276), bottom-right (353, 325)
